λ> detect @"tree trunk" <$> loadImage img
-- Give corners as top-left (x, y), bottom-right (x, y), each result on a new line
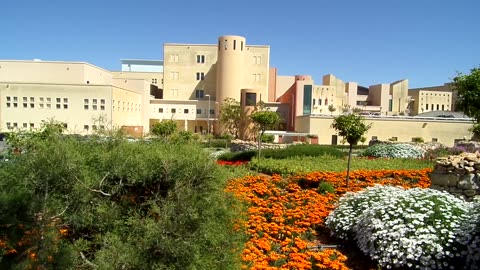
top-left (258, 131), bottom-right (262, 159)
top-left (346, 144), bottom-right (353, 188)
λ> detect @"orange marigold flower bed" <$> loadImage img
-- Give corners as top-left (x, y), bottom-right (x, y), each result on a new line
top-left (226, 168), bottom-right (432, 269)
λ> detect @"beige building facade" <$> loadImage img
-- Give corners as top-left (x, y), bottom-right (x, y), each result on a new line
top-left (0, 35), bottom-right (472, 144)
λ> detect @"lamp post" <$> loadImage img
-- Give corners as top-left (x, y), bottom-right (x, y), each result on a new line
top-left (205, 94), bottom-right (211, 135)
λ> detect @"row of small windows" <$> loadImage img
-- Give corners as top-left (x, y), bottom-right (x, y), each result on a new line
top-left (84, 99), bottom-right (106, 111)
top-left (6, 122), bottom-right (67, 130)
top-left (421, 103), bottom-right (449, 111)
top-left (219, 39), bottom-right (244, 51)
top-left (169, 53), bottom-right (261, 65)
top-left (112, 100), bottom-right (140, 112)
top-left (6, 96), bottom-right (69, 109)
top-left (420, 92), bottom-right (449, 96)
top-left (312, 99), bottom-right (331, 106)
top-left (157, 108), bottom-right (215, 115)
top-left (83, 124), bottom-right (105, 131)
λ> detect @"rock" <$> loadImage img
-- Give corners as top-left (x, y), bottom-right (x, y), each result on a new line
top-left (454, 167), bottom-right (467, 175)
top-left (431, 173), bottom-right (459, 187)
top-left (464, 190), bottom-right (477, 197)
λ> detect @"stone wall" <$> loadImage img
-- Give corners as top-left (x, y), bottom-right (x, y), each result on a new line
top-left (430, 152), bottom-right (480, 201)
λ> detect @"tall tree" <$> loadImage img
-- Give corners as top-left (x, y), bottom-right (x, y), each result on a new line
top-left (150, 120), bottom-right (177, 138)
top-left (250, 110), bottom-right (280, 158)
top-left (453, 67), bottom-right (480, 139)
top-left (219, 98), bottom-right (242, 138)
top-left (331, 113), bottom-right (371, 188)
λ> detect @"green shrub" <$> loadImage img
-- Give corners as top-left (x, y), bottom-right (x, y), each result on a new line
top-left (411, 137), bottom-right (424, 143)
top-left (217, 150), bottom-right (257, 161)
top-left (260, 134), bottom-right (275, 143)
top-left (317, 182), bottom-right (335, 194)
top-left (203, 138), bottom-right (230, 148)
top-left (261, 144), bottom-right (345, 159)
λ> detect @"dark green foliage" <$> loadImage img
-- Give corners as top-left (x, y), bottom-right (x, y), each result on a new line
top-left (0, 128), bottom-right (244, 269)
top-left (260, 134), bottom-right (275, 143)
top-left (202, 139), bottom-right (231, 148)
top-left (217, 145), bottom-right (345, 161)
top-left (317, 182), bottom-right (335, 195)
top-left (217, 150), bottom-right (257, 161)
top-left (151, 120), bottom-right (178, 138)
top-left (453, 67), bottom-right (480, 123)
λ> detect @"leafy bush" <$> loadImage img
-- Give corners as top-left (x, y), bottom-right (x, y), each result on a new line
top-left (411, 137), bottom-right (424, 143)
top-left (317, 182), bottom-right (335, 194)
top-left (361, 143), bottom-right (424, 159)
top-left (217, 150), bottom-right (257, 161)
top-left (326, 185), bottom-right (470, 269)
top-left (260, 134), bottom-right (274, 143)
top-left (261, 144), bottom-right (345, 159)
top-left (202, 138), bottom-right (231, 148)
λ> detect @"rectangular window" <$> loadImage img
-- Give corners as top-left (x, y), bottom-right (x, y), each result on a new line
top-left (303, 85), bottom-right (312, 115)
top-left (184, 109), bottom-right (189, 114)
top-left (30, 103), bottom-right (34, 108)
top-left (93, 105), bottom-right (97, 110)
top-left (56, 98), bottom-right (61, 103)
top-left (442, 105), bottom-right (445, 111)
top-left (253, 56), bottom-right (262, 64)
top-left (100, 105), bottom-right (105, 110)
top-left (159, 108), bottom-right (163, 113)
top-left (196, 109), bottom-right (202, 114)
top-left (195, 89), bottom-right (204, 99)
top-left (13, 123), bottom-right (18, 128)
top-left (23, 123), bottom-right (27, 128)
top-left (39, 103), bottom-right (44, 109)
top-left (241, 41), bottom-right (244, 51)
top-left (40, 97), bottom-right (44, 102)
top-left (46, 104), bottom-right (51, 109)
top-left (245, 93), bottom-right (257, 106)
top-left (313, 99), bottom-right (316, 106)
top-left (100, 99), bottom-right (105, 104)
top-left (84, 105), bottom-right (89, 110)
top-left (13, 103), bottom-right (18, 107)
top-left (6, 103), bottom-right (10, 107)
top-left (170, 89), bottom-right (179, 97)
top-left (93, 99), bottom-right (97, 104)
top-left (6, 122), bottom-right (11, 129)
top-left (30, 97), bottom-right (34, 102)
top-left (23, 97), bottom-right (27, 102)
top-left (169, 54), bottom-right (179, 63)
top-left (252, 73), bottom-right (261, 82)
top-left (30, 123), bottom-right (34, 128)
top-left (84, 99), bottom-right (89, 104)
top-left (13, 97), bottom-right (18, 102)
top-left (196, 72), bottom-right (205, 80)
top-left (63, 98), bottom-right (68, 103)
top-left (92, 125), bottom-right (97, 131)
top-left (431, 104), bottom-right (434, 110)
top-left (23, 103), bottom-right (27, 108)
top-left (171, 108), bottom-right (176, 113)
top-left (46, 97), bottom-right (51, 103)
top-left (233, 40), bottom-right (236, 50)
top-left (84, 125), bottom-right (89, 131)
top-left (196, 55), bottom-right (205, 64)
top-left (436, 104), bottom-right (439, 110)
top-left (170, 72), bottom-right (179, 80)
top-left (209, 109), bottom-right (215, 115)
top-left (6, 96), bottom-right (10, 101)
top-left (56, 104), bottom-right (61, 109)
top-left (319, 99), bottom-right (322, 106)
top-left (64, 104), bottom-right (68, 109)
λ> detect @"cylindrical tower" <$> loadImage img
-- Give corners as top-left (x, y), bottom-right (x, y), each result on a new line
top-left (216, 35), bottom-right (247, 104)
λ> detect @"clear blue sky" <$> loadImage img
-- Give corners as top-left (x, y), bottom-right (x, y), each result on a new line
top-left (1, 0), bottom-right (478, 88)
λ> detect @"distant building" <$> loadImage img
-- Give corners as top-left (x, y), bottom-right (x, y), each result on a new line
top-left (0, 35), bottom-right (472, 145)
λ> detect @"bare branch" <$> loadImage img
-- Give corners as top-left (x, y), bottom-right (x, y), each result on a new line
top-left (80, 251), bottom-right (97, 269)
top-left (74, 175), bottom-right (112, 197)
top-left (50, 205), bottom-right (69, 220)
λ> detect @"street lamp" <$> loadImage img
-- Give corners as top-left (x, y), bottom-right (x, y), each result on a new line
top-left (205, 94), bottom-right (211, 134)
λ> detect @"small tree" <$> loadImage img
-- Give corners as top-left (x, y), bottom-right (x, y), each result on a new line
top-left (219, 98), bottom-right (242, 138)
top-left (453, 67), bottom-right (480, 140)
top-left (151, 120), bottom-right (177, 139)
top-left (328, 104), bottom-right (337, 115)
top-left (331, 113), bottom-right (371, 188)
top-left (250, 110), bottom-right (280, 158)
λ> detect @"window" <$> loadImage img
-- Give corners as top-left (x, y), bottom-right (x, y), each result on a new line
top-left (152, 78), bottom-right (157, 84)
top-left (325, 98), bottom-right (328, 106)
top-left (436, 104), bottom-right (439, 110)
top-left (241, 41), bottom-right (244, 51)
top-left (6, 103), bottom-right (10, 107)
top-left (169, 54), bottom-right (179, 63)
top-left (84, 105), bottom-right (89, 110)
top-left (196, 55), bottom-right (205, 64)
top-left (39, 103), bottom-right (44, 108)
top-left (170, 72), bottom-right (179, 80)
top-left (13, 97), bottom-right (18, 102)
top-left (196, 72), bottom-right (205, 80)
top-left (23, 97), bottom-right (27, 102)
top-left (13, 123), bottom-right (18, 128)
top-left (23, 103), bottom-right (27, 108)
top-left (313, 99), bottom-right (316, 106)
top-left (30, 123), bottom-right (34, 128)
top-left (253, 56), bottom-right (262, 65)
top-left (56, 104), bottom-right (61, 109)
top-left (252, 73), bottom-right (261, 82)
top-left (195, 89), bottom-right (204, 99)
top-left (64, 104), bottom-right (68, 109)
top-left (30, 97), bottom-right (34, 102)
top-left (184, 109), bottom-right (189, 114)
top-left (432, 138), bottom-right (438, 142)
top-left (30, 103), bottom-right (35, 108)
top-left (170, 88), bottom-right (178, 97)
top-left (46, 97), bottom-right (51, 103)
top-left (442, 105), bottom-right (445, 111)
top-left (46, 104), bottom-right (51, 109)
top-left (159, 108), bottom-right (164, 113)
top-left (245, 93), bottom-right (257, 106)
top-left (13, 103), bottom-right (18, 108)
top-left (101, 99), bottom-right (105, 104)
top-left (63, 98), bottom-right (68, 103)
top-left (84, 125), bottom-right (89, 131)
top-left (93, 105), bottom-right (97, 110)
top-left (39, 97), bottom-right (44, 102)
top-left (6, 122), bottom-right (11, 129)
top-left (93, 99), bottom-right (97, 104)
top-left (23, 123), bottom-right (27, 128)
top-left (318, 99), bottom-right (322, 106)
top-left (224, 39), bottom-right (227, 50)
top-left (233, 40), bottom-right (236, 50)
top-left (209, 109), bottom-right (215, 115)
top-left (196, 109), bottom-right (202, 114)
top-left (171, 108), bottom-right (176, 113)
top-left (56, 98), bottom-right (61, 103)
top-left (92, 125), bottom-right (97, 131)
top-left (84, 99), bottom-right (89, 104)
top-left (100, 105), bottom-right (105, 110)
top-left (431, 104), bottom-right (434, 110)
top-left (6, 96), bottom-right (10, 101)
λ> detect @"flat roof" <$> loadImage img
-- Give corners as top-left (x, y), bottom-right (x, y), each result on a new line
top-left (121, 59), bottom-right (164, 65)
